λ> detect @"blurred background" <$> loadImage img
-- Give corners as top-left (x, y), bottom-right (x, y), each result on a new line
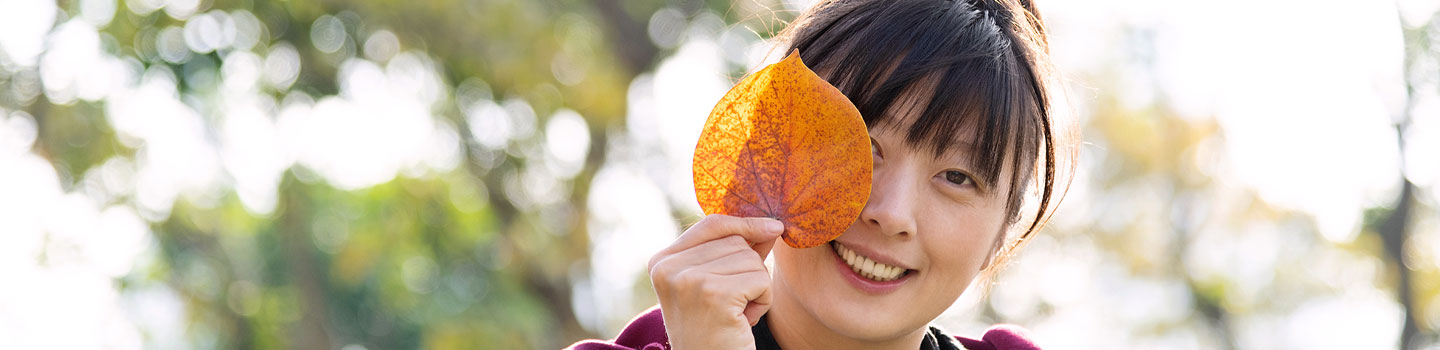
top-left (0, 0), bottom-right (1437, 348)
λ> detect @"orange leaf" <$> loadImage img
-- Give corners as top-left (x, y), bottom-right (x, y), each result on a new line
top-left (692, 50), bottom-right (872, 249)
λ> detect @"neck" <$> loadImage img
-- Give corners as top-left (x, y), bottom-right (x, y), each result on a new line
top-left (766, 272), bottom-right (927, 350)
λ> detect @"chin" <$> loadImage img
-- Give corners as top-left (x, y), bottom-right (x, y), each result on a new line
top-left (814, 303), bottom-right (927, 341)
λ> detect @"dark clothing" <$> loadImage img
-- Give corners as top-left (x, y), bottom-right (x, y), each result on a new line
top-left (749, 313), bottom-right (961, 350)
top-left (566, 306), bottom-right (1041, 350)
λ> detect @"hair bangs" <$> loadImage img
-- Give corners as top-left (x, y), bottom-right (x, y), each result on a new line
top-left (788, 0), bottom-right (1044, 209)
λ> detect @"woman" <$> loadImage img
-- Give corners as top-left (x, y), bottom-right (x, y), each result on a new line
top-left (572, 0), bottom-right (1071, 348)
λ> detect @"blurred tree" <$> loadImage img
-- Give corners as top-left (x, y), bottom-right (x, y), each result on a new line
top-left (2, 0), bottom-right (788, 348)
top-left (1385, 7), bottom-right (1440, 349)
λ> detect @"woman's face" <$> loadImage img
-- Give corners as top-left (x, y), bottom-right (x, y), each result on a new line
top-left (770, 112), bottom-right (1015, 343)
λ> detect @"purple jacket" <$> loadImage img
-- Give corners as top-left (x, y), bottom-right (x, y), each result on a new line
top-left (567, 306), bottom-right (1041, 350)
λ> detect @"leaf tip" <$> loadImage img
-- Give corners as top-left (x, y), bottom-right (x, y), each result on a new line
top-left (781, 49), bottom-right (804, 68)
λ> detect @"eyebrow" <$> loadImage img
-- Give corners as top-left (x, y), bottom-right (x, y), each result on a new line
top-left (935, 139), bottom-right (979, 166)
top-left (941, 139), bottom-right (1007, 183)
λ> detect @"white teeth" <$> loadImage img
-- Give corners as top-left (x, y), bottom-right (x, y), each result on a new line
top-left (832, 242), bottom-right (905, 282)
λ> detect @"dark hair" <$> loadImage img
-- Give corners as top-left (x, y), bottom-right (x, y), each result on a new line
top-left (778, 0), bottom-right (1070, 271)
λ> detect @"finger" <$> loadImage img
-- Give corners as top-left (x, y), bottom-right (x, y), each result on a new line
top-left (672, 228), bottom-right (778, 271)
top-left (663, 214), bottom-right (783, 255)
top-left (744, 297), bottom-right (770, 327)
top-left (689, 246), bottom-right (767, 276)
top-left (654, 235), bottom-right (749, 269)
top-left (730, 270), bottom-right (772, 326)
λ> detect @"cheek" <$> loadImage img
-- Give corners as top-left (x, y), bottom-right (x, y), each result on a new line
top-left (918, 201), bottom-right (1009, 276)
top-left (771, 242), bottom-right (840, 298)
top-left (773, 243), bottom-right (828, 277)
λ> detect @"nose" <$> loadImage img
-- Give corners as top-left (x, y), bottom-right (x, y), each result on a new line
top-left (858, 165), bottom-right (919, 237)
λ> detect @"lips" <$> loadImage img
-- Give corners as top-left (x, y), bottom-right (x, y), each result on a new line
top-left (831, 241), bottom-right (908, 281)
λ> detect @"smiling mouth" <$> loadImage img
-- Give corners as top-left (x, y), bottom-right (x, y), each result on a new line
top-left (830, 241), bottom-right (909, 282)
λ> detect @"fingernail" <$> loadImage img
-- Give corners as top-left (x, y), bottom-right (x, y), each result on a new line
top-left (765, 219), bottom-right (785, 234)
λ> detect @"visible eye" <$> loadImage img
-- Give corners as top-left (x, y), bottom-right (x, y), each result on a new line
top-left (870, 138), bottom-right (882, 158)
top-left (942, 170), bottom-right (975, 187)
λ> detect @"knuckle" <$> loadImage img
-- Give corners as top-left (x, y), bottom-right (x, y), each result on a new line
top-left (647, 260), bottom-right (668, 281)
top-left (735, 273), bottom-right (767, 293)
top-left (670, 268), bottom-right (698, 286)
top-left (696, 278), bottom-right (728, 299)
top-left (649, 258), bottom-right (682, 288)
top-left (684, 215), bottom-right (720, 235)
top-left (649, 274), bottom-right (667, 295)
top-left (647, 251), bottom-right (665, 271)
top-left (697, 214), bottom-right (722, 227)
top-left (704, 213), bottom-right (736, 228)
top-left (648, 269), bottom-right (670, 291)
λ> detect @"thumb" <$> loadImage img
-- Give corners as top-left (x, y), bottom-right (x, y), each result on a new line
top-left (746, 218), bottom-right (784, 258)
